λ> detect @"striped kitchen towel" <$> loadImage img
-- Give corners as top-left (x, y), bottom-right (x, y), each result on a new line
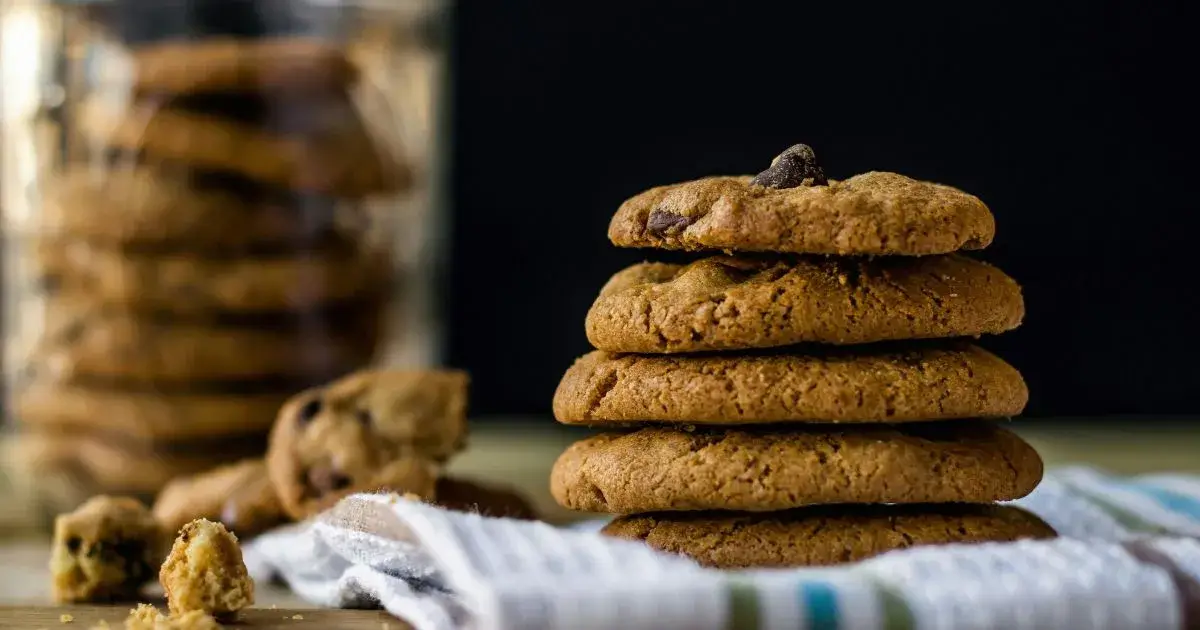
top-left (244, 467), bottom-right (1200, 630)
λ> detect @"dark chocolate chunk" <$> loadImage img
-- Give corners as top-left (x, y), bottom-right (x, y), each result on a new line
top-left (296, 397), bottom-right (323, 425)
top-left (750, 144), bottom-right (827, 188)
top-left (307, 465), bottom-right (352, 495)
top-left (646, 209), bottom-right (694, 237)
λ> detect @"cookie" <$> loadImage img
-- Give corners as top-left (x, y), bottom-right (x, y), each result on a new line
top-left (554, 343), bottom-right (1027, 425)
top-left (609, 147), bottom-right (994, 255)
top-left (125, 604), bottom-right (220, 630)
top-left (153, 460), bottom-right (286, 539)
top-left (15, 381), bottom-right (290, 442)
top-left (550, 423), bottom-right (1042, 513)
top-left (435, 477), bottom-right (538, 520)
top-left (160, 519), bottom-right (254, 620)
top-left (80, 93), bottom-right (408, 197)
top-left (50, 495), bottom-right (167, 602)
top-left (266, 369), bottom-right (469, 519)
top-left (132, 37), bottom-right (357, 94)
top-left (34, 238), bottom-right (389, 314)
top-left (40, 166), bottom-right (346, 250)
top-left (602, 504), bottom-right (1056, 569)
top-left (35, 302), bottom-right (379, 384)
top-left (586, 254), bottom-right (1023, 353)
top-left (16, 431), bottom-right (268, 495)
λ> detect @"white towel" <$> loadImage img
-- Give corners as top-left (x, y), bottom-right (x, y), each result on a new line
top-left (244, 466), bottom-right (1200, 630)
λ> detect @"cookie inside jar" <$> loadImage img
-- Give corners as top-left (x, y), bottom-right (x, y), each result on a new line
top-left (3, 0), bottom-right (442, 522)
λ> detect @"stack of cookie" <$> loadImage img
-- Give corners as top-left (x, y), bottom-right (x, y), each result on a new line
top-left (550, 144), bottom-right (1055, 568)
top-left (12, 34), bottom-right (407, 510)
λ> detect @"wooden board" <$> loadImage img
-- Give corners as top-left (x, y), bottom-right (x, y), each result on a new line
top-left (0, 606), bottom-right (408, 629)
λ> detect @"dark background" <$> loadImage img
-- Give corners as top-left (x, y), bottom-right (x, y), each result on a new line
top-left (447, 0), bottom-right (1197, 418)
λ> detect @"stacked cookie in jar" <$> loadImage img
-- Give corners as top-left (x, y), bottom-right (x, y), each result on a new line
top-left (551, 144), bottom-right (1055, 568)
top-left (9, 17), bottom-right (407, 514)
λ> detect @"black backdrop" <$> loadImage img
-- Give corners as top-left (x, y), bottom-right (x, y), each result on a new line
top-left (447, 0), bottom-right (1197, 418)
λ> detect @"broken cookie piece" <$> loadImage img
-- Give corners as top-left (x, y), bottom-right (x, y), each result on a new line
top-left (153, 459), bottom-right (286, 539)
top-left (123, 604), bottom-right (220, 630)
top-left (50, 496), bottom-right (166, 603)
top-left (159, 519), bottom-right (254, 621)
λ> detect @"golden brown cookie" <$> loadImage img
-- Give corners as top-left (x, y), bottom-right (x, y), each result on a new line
top-left (132, 37), bottom-right (358, 94)
top-left (153, 460), bottom-right (286, 539)
top-left (125, 604), bottom-right (221, 630)
top-left (609, 168), bottom-right (994, 255)
top-left (554, 343), bottom-right (1027, 425)
top-left (50, 495), bottom-right (167, 602)
top-left (16, 431), bottom-right (268, 495)
top-left (160, 519), bottom-right (254, 620)
top-left (602, 504), bottom-right (1056, 568)
top-left (15, 380), bottom-right (290, 442)
top-left (80, 94), bottom-right (407, 197)
top-left (34, 301), bottom-right (379, 385)
top-left (586, 254), bottom-right (1024, 353)
top-left (434, 477), bottom-right (538, 520)
top-left (550, 423), bottom-right (1043, 513)
top-left (266, 370), bottom-right (468, 519)
top-left (39, 166), bottom-right (347, 250)
top-left (34, 238), bottom-right (389, 314)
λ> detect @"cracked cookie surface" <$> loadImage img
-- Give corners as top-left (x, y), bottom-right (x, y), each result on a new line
top-left (602, 504), bottom-right (1055, 568)
top-left (550, 423), bottom-right (1042, 513)
top-left (585, 254), bottom-right (1023, 353)
top-left (554, 343), bottom-right (1027, 424)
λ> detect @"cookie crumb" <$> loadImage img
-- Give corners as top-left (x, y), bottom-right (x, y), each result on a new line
top-left (159, 519), bottom-right (254, 621)
top-left (292, 614), bottom-right (304, 620)
top-left (60, 614), bottom-right (74, 623)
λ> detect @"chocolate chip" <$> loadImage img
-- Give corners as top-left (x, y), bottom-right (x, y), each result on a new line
top-left (296, 397), bottom-right (323, 425)
top-left (646, 210), bottom-right (693, 237)
top-left (65, 537), bottom-right (82, 554)
top-left (355, 408), bottom-right (372, 426)
top-left (307, 465), bottom-right (353, 495)
top-left (750, 143), bottom-right (827, 188)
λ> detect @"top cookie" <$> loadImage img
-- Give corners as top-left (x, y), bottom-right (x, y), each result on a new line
top-left (609, 144), bottom-right (994, 255)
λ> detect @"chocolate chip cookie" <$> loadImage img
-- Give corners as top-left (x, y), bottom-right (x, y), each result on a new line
top-left (80, 93), bottom-right (409, 197)
top-left (15, 380), bottom-right (290, 442)
top-left (153, 460), bottom-right (286, 539)
top-left (554, 343), bottom-right (1027, 425)
top-left (35, 301), bottom-right (379, 384)
top-left (550, 423), bottom-right (1043, 513)
top-left (602, 504), bottom-right (1056, 568)
top-left (266, 369), bottom-right (469, 519)
top-left (586, 253), bottom-right (1024, 353)
top-left (610, 145), bottom-right (994, 256)
top-left (40, 166), bottom-right (346, 250)
top-left (34, 237), bottom-right (390, 314)
top-left (160, 519), bottom-right (254, 620)
top-left (132, 37), bottom-right (358, 94)
top-left (50, 495), bottom-right (167, 602)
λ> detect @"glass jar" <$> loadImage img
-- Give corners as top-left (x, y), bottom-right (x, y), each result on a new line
top-left (0, 0), bottom-right (449, 522)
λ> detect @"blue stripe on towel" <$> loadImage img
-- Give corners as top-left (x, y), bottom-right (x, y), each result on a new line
top-left (798, 581), bottom-right (840, 630)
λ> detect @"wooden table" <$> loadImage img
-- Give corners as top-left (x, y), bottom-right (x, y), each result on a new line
top-left (0, 419), bottom-right (1196, 625)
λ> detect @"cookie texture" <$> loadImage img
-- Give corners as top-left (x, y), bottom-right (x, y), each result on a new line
top-left (41, 166), bottom-right (345, 250)
top-left (602, 504), bottom-right (1056, 568)
top-left (80, 95), bottom-right (407, 197)
top-left (50, 495), bottom-right (166, 602)
top-left (35, 238), bottom-right (388, 314)
top-left (16, 381), bottom-right (289, 442)
top-left (35, 303), bottom-right (378, 384)
top-left (586, 254), bottom-right (1023, 353)
top-left (554, 343), bottom-right (1027, 424)
top-left (609, 172), bottom-right (994, 255)
top-left (550, 424), bottom-right (1042, 513)
top-left (153, 460), bottom-right (285, 540)
top-left (132, 37), bottom-right (357, 94)
top-left (266, 370), bottom-right (469, 519)
top-left (160, 519), bottom-right (254, 620)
